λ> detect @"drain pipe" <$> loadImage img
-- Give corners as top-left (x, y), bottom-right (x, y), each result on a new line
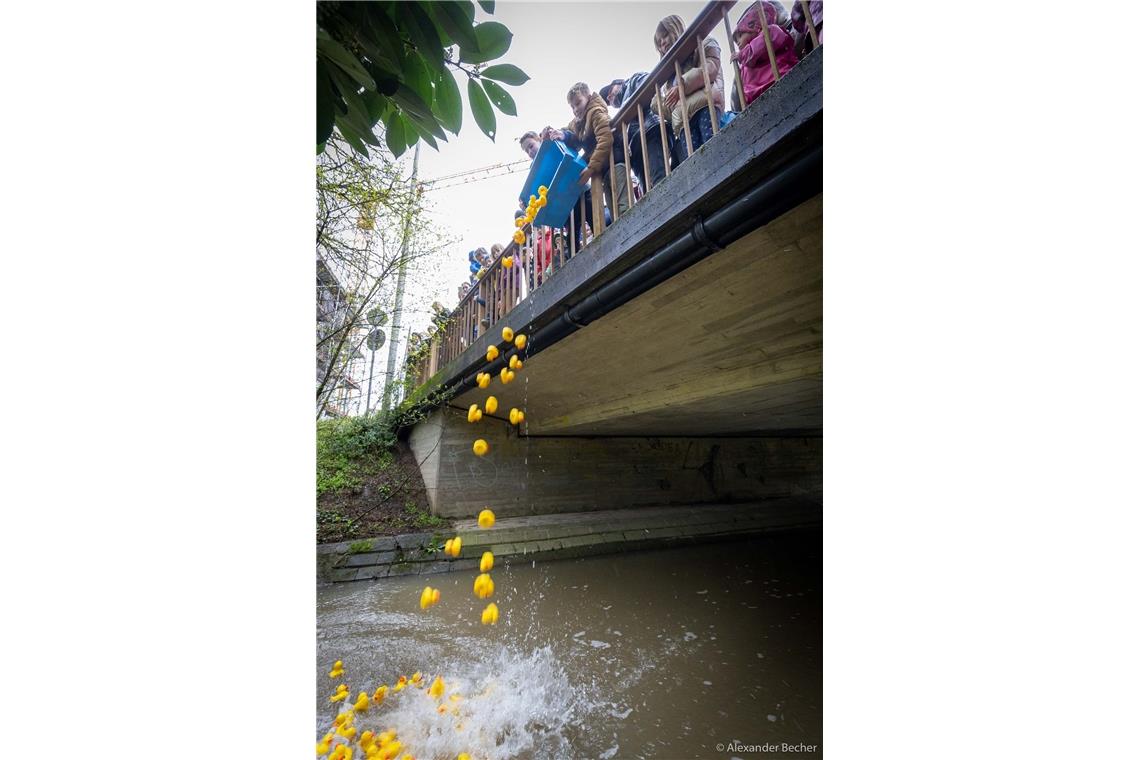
top-left (431, 145), bottom-right (822, 405)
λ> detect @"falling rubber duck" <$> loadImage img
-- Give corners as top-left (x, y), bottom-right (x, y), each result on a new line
top-left (503, 255), bottom-right (514, 269)
top-left (514, 334), bottom-right (527, 350)
top-left (420, 585), bottom-right (441, 609)
top-left (473, 573), bottom-right (494, 599)
top-left (481, 602), bottom-right (500, 625)
top-left (508, 355), bottom-right (522, 371)
top-left (466, 404), bottom-right (483, 423)
top-left (480, 551), bottom-right (494, 573)
top-left (500, 367), bottom-right (510, 384)
top-left (514, 217), bottom-right (524, 228)
top-left (507, 370), bottom-right (516, 382)
top-left (513, 230), bottom-right (525, 245)
top-left (476, 372), bottom-right (490, 389)
top-left (473, 439), bottom-right (488, 456)
top-left (428, 675), bottom-right (445, 699)
top-left (486, 345), bottom-right (499, 362)
top-left (329, 660), bottom-right (345, 679)
top-left (508, 408), bottom-right (525, 426)
top-left (478, 509), bottom-right (496, 529)
top-left (484, 396), bottom-right (498, 414)
top-left (444, 536), bottom-right (462, 557)
top-left (502, 327), bottom-right (514, 342)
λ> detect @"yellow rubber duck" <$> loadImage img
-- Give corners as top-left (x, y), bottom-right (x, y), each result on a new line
top-left (353, 691), bottom-right (370, 712)
top-left (484, 396), bottom-right (498, 414)
top-left (459, 753), bottom-right (472, 760)
top-left (329, 660), bottom-right (346, 679)
top-left (514, 334), bottom-right (527, 350)
top-left (410, 671), bottom-right (423, 687)
top-left (481, 602), bottom-right (500, 625)
top-left (486, 345), bottom-right (499, 362)
top-left (473, 439), bottom-right (488, 456)
top-left (359, 731), bottom-right (375, 750)
top-left (538, 185), bottom-right (548, 195)
top-left (478, 509), bottom-right (496, 528)
top-left (480, 551), bottom-right (494, 573)
top-left (477, 372), bottom-right (490, 389)
top-left (385, 742), bottom-right (402, 759)
top-left (501, 327), bottom-right (514, 342)
top-left (329, 746), bottom-right (346, 760)
top-left (372, 685), bottom-right (388, 704)
top-left (508, 355), bottom-right (520, 370)
top-left (393, 676), bottom-right (407, 692)
top-left (514, 217), bottom-right (524, 228)
top-left (330, 684), bottom-right (349, 702)
top-left (445, 536), bottom-right (462, 557)
top-left (378, 731), bottom-right (396, 745)
top-left (428, 675), bottom-right (445, 698)
top-left (499, 367), bottom-right (510, 384)
top-left (337, 723), bottom-right (357, 740)
top-left (473, 573), bottom-right (494, 599)
top-left (503, 255), bottom-right (514, 269)
top-left (513, 230), bottom-right (525, 245)
top-left (536, 194), bottom-right (547, 208)
top-left (508, 408), bottom-right (520, 425)
top-left (316, 737), bottom-right (332, 755)
top-left (506, 370), bottom-right (516, 382)
top-left (467, 404), bottom-right (481, 423)
top-left (444, 538), bottom-right (454, 555)
top-left (419, 586), bottom-right (435, 609)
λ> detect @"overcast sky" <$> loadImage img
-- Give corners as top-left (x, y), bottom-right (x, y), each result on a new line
top-left (403, 1), bottom-right (746, 322)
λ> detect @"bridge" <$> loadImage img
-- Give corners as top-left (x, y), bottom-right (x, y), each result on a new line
top-left (401, 3), bottom-right (822, 527)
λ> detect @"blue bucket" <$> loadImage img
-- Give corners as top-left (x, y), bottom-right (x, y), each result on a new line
top-left (518, 140), bottom-right (588, 228)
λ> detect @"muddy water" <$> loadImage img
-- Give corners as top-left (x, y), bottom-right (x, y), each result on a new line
top-left (317, 529), bottom-right (821, 759)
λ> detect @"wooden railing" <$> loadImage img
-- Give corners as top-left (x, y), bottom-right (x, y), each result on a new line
top-left (411, 0), bottom-right (820, 387)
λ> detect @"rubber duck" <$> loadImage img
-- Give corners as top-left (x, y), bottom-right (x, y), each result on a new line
top-left (514, 217), bottom-right (524, 228)
top-left (393, 676), bottom-right (407, 692)
top-left (503, 255), bottom-right (514, 269)
top-left (477, 372), bottom-right (490, 389)
top-left (481, 602), bottom-right (500, 625)
top-left (499, 367), bottom-right (510, 384)
top-left (445, 536), bottom-right (462, 557)
top-left (508, 355), bottom-right (520, 370)
top-left (473, 573), bottom-right (494, 599)
top-left (467, 404), bottom-right (480, 423)
top-left (486, 345), bottom-right (499, 362)
top-left (502, 327), bottom-right (514, 342)
top-left (383, 742), bottom-right (402, 760)
top-left (480, 551), bottom-right (494, 572)
top-left (459, 754), bottom-right (472, 760)
top-left (506, 370), bottom-right (516, 383)
top-left (419, 586), bottom-right (434, 609)
top-left (316, 737), bottom-right (332, 755)
top-left (329, 746), bottom-right (346, 760)
top-left (329, 660), bottom-right (346, 678)
top-left (377, 731), bottom-right (396, 746)
top-left (478, 509), bottom-right (496, 528)
top-left (429, 675), bottom-right (445, 698)
top-left (353, 691), bottom-right (370, 712)
top-left (538, 185), bottom-right (548, 195)
top-left (509, 408), bottom-right (520, 425)
top-left (433, 588), bottom-right (441, 605)
top-left (359, 731), bottom-right (375, 751)
top-left (536, 194), bottom-right (547, 208)
top-left (514, 334), bottom-right (527, 350)
top-left (330, 684), bottom-right (349, 702)
top-left (372, 685), bottom-right (388, 704)
top-left (444, 538), bottom-right (454, 555)
top-left (410, 671), bottom-right (423, 687)
top-left (473, 439), bottom-right (488, 456)
top-left (334, 711), bottom-right (353, 727)
top-left (337, 723), bottom-right (357, 740)
top-left (484, 396), bottom-right (498, 414)
top-left (513, 230), bottom-right (525, 245)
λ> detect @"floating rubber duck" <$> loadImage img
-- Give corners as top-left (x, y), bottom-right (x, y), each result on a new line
top-left (372, 685), bottom-right (388, 704)
top-left (480, 551), bottom-right (494, 572)
top-left (513, 230), bottom-right (525, 245)
top-left (353, 691), bottom-right (370, 712)
top-left (316, 737), bottom-right (331, 755)
top-left (337, 722), bottom-right (357, 740)
top-left (393, 676), bottom-right (407, 692)
top-left (467, 404), bottom-right (482, 423)
top-left (477, 372), bottom-right (490, 389)
top-left (378, 731), bottom-right (396, 746)
top-left (481, 602), bottom-right (500, 625)
top-left (502, 327), bottom-right (514, 342)
top-left (503, 256), bottom-right (514, 269)
top-left (428, 675), bottom-right (445, 698)
top-left (514, 334), bottom-right (527, 350)
top-left (473, 572), bottom-right (495, 599)
top-left (330, 683), bottom-right (349, 702)
top-left (473, 439), bottom-right (488, 456)
top-left (486, 345), bottom-right (499, 362)
top-left (484, 396), bottom-right (498, 414)
top-left (359, 731), bottom-right (375, 751)
top-left (478, 509), bottom-right (496, 528)
top-left (459, 753), bottom-right (472, 760)
top-left (329, 746), bottom-right (346, 760)
top-left (329, 660), bottom-right (345, 678)
top-left (385, 742), bottom-right (402, 759)
top-left (410, 671), bottom-right (423, 687)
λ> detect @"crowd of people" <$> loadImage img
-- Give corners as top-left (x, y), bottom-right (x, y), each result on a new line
top-left (443, 1), bottom-right (820, 348)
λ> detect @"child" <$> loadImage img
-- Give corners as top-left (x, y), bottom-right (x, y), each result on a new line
top-left (732, 2), bottom-right (799, 107)
top-left (792, 0), bottom-right (823, 57)
top-left (547, 83), bottom-right (616, 241)
top-left (655, 15), bottom-right (725, 164)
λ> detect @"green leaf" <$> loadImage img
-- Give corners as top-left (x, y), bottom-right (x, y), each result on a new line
top-left (335, 124), bottom-right (370, 157)
top-left (481, 78), bottom-right (516, 116)
top-left (478, 0), bottom-right (495, 13)
top-left (390, 82), bottom-right (438, 127)
top-left (406, 117), bottom-right (440, 150)
top-left (400, 51), bottom-right (434, 107)
top-left (354, 5), bottom-right (403, 72)
top-left (432, 1), bottom-right (479, 52)
top-left (404, 106), bottom-right (449, 143)
top-left (460, 21), bottom-right (512, 64)
top-left (360, 90), bottom-right (390, 123)
top-left (384, 111), bottom-right (408, 158)
top-left (480, 63), bottom-right (529, 86)
top-left (317, 61), bottom-right (336, 147)
top-left (432, 67), bottom-right (462, 134)
top-left (398, 2), bottom-right (446, 75)
top-left (326, 66), bottom-right (381, 144)
top-left (467, 77), bottom-right (496, 140)
top-left (317, 30), bottom-right (377, 90)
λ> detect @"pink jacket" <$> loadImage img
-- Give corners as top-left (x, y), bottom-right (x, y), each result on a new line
top-left (734, 3), bottom-right (799, 106)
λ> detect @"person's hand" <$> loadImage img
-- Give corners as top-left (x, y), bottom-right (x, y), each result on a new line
top-left (730, 49), bottom-right (741, 63)
top-left (544, 127), bottom-right (565, 142)
top-left (663, 85), bottom-right (681, 110)
top-left (578, 167), bottom-right (592, 185)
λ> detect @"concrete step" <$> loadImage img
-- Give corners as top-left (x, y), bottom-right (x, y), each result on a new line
top-left (318, 499), bottom-right (820, 583)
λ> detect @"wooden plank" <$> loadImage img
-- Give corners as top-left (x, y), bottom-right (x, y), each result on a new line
top-left (757, 0), bottom-right (780, 83)
top-left (723, 9), bottom-right (747, 110)
top-left (799, 0), bottom-right (820, 49)
top-left (637, 104), bottom-right (652, 192)
top-left (674, 60), bottom-right (694, 156)
top-left (608, 137), bottom-right (619, 223)
top-left (621, 122), bottom-right (635, 210)
top-left (696, 35), bottom-right (718, 135)
top-left (590, 175), bottom-right (605, 239)
top-left (656, 83), bottom-right (671, 177)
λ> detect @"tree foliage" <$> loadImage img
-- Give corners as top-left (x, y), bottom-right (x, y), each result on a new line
top-left (317, 0), bottom-right (530, 157)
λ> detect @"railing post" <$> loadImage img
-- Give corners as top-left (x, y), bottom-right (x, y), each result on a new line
top-left (637, 104), bottom-right (652, 191)
top-left (428, 336), bottom-right (439, 376)
top-left (722, 9), bottom-right (747, 112)
top-left (696, 34), bottom-right (718, 135)
top-left (656, 83), bottom-right (671, 177)
top-left (757, 1), bottom-right (781, 84)
top-left (608, 141), bottom-right (619, 224)
top-left (798, 0), bottom-right (820, 50)
top-left (590, 175), bottom-right (605, 239)
top-left (621, 123), bottom-right (635, 210)
top-left (673, 60), bottom-right (694, 157)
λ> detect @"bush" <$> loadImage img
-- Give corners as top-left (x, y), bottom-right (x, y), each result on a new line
top-left (316, 414), bottom-right (397, 495)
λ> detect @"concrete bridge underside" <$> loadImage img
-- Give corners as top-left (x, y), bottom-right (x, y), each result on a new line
top-left (409, 194), bottom-right (821, 519)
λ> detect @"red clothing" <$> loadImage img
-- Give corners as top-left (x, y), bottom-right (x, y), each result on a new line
top-left (735, 3), bottom-right (799, 105)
